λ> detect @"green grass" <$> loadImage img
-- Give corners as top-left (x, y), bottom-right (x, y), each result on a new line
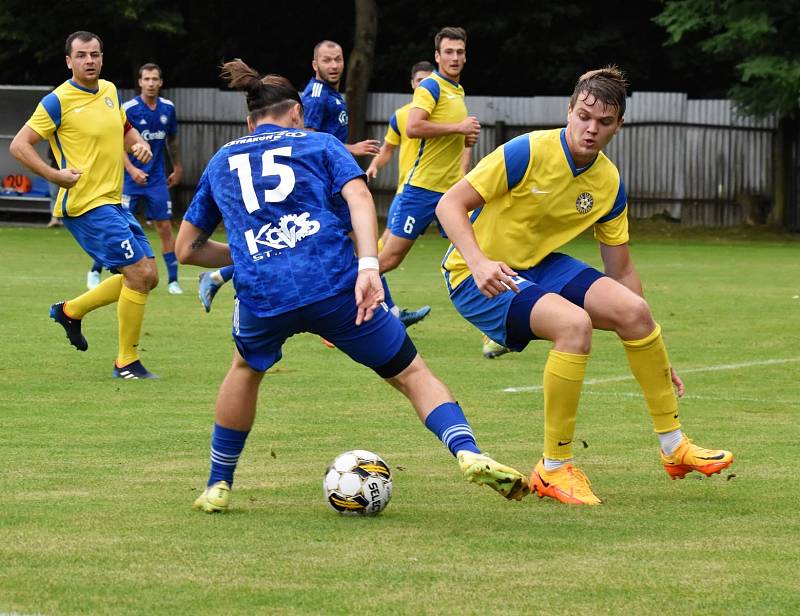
top-left (1, 222), bottom-right (798, 615)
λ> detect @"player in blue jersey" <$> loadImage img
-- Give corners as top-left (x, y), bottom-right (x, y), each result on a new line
top-left (197, 40), bottom-right (382, 313)
top-left (10, 31), bottom-right (158, 379)
top-left (197, 42), bottom-right (428, 327)
top-left (302, 40), bottom-right (381, 156)
top-left (436, 66), bottom-right (733, 505)
top-left (87, 63), bottom-right (184, 294)
top-left (175, 59), bottom-right (528, 513)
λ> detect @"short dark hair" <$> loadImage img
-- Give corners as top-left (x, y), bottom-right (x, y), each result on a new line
top-left (434, 27), bottom-right (466, 52)
top-left (569, 66), bottom-right (629, 118)
top-left (65, 31), bottom-right (102, 56)
top-left (313, 40), bottom-right (342, 60)
top-left (410, 61), bottom-right (435, 79)
top-left (138, 63), bottom-right (162, 79)
top-left (220, 58), bottom-right (302, 122)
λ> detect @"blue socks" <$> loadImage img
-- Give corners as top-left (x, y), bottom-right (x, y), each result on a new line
top-left (219, 265), bottom-right (235, 283)
top-left (163, 251), bottom-right (179, 284)
top-left (208, 423), bottom-right (250, 486)
top-left (91, 260), bottom-right (103, 273)
top-left (424, 402), bottom-right (480, 457)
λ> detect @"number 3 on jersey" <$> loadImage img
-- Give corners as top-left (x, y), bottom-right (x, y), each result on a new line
top-left (229, 147), bottom-right (295, 213)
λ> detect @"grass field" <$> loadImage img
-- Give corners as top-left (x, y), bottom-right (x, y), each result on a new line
top-left (1, 222), bottom-right (799, 615)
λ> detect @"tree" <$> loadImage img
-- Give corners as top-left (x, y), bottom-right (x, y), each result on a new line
top-left (345, 0), bottom-right (378, 145)
top-left (655, 0), bottom-right (800, 118)
top-left (0, 0), bottom-right (185, 85)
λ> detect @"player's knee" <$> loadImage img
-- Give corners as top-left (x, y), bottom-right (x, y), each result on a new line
top-left (555, 310), bottom-right (593, 354)
top-left (617, 296), bottom-right (655, 337)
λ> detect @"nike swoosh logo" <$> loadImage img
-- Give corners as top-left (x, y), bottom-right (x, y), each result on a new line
top-left (446, 94), bottom-right (456, 99)
top-left (558, 440), bottom-right (572, 446)
top-left (699, 453), bottom-right (726, 460)
top-left (74, 107), bottom-right (85, 113)
top-left (531, 187), bottom-right (550, 194)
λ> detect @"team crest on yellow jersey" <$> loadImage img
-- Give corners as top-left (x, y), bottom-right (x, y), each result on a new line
top-left (576, 192), bottom-right (593, 214)
top-left (104, 96), bottom-right (114, 108)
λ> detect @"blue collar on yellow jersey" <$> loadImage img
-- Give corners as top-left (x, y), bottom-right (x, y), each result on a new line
top-left (560, 128), bottom-right (598, 177)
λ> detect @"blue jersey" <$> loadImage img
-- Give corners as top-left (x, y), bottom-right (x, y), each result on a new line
top-left (122, 96), bottom-right (177, 189)
top-left (184, 123), bottom-right (365, 317)
top-left (301, 78), bottom-right (348, 143)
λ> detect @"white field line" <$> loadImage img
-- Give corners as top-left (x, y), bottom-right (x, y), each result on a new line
top-left (580, 391), bottom-right (798, 405)
top-left (502, 357), bottom-right (800, 394)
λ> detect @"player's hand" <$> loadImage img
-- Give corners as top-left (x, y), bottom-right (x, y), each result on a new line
top-left (53, 168), bottom-right (82, 189)
top-left (471, 258), bottom-right (519, 298)
top-left (131, 168), bottom-right (149, 185)
top-left (671, 367), bottom-right (684, 398)
top-left (354, 269), bottom-right (384, 325)
top-left (167, 165), bottom-right (183, 188)
top-left (465, 133), bottom-right (478, 147)
top-left (365, 165), bottom-right (378, 181)
top-left (459, 116), bottom-right (481, 138)
top-left (131, 142), bottom-right (152, 164)
top-left (349, 140), bottom-right (381, 157)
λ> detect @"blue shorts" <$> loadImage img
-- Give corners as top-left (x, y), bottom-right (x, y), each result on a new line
top-left (386, 192), bottom-right (402, 231)
top-left (233, 290), bottom-right (414, 375)
top-left (63, 204), bottom-right (154, 269)
top-left (389, 185), bottom-right (446, 239)
top-left (450, 253), bottom-right (604, 351)
top-left (123, 182), bottom-right (172, 221)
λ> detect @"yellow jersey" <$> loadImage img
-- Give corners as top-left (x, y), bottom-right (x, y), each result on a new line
top-left (26, 79), bottom-right (127, 217)
top-left (383, 102), bottom-right (420, 194)
top-left (443, 128), bottom-right (629, 292)
top-left (406, 71), bottom-right (467, 193)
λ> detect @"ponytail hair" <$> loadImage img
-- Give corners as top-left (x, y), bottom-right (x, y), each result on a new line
top-left (221, 59), bottom-right (302, 121)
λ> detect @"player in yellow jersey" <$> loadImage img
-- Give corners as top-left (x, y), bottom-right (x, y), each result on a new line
top-left (436, 66), bottom-right (733, 505)
top-left (366, 60), bottom-right (435, 328)
top-left (366, 61), bottom-right (435, 245)
top-left (9, 31), bottom-right (159, 379)
top-left (377, 27), bottom-right (480, 314)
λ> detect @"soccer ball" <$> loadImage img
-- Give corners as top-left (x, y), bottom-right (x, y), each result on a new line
top-left (323, 450), bottom-right (392, 516)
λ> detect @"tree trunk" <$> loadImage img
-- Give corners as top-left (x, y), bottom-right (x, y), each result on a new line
top-left (345, 0), bottom-right (378, 148)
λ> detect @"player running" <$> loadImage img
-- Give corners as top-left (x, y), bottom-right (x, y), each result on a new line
top-left (436, 66), bottom-right (734, 505)
top-left (365, 60), bottom-right (436, 326)
top-left (175, 59), bottom-right (529, 513)
top-left (10, 30), bottom-right (159, 380)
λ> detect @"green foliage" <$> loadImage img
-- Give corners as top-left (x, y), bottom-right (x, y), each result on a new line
top-left (0, 0), bottom-right (184, 81)
top-left (656, 0), bottom-right (800, 117)
top-left (1, 225), bottom-right (799, 614)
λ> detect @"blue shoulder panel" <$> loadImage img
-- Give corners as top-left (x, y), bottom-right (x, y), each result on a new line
top-left (419, 78), bottom-right (440, 104)
top-left (503, 133), bottom-right (530, 190)
top-left (41, 93), bottom-right (62, 128)
top-left (389, 112), bottom-right (399, 134)
top-left (597, 178), bottom-right (627, 223)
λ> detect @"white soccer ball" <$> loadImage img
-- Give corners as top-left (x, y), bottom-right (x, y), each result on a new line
top-left (323, 449), bottom-right (392, 516)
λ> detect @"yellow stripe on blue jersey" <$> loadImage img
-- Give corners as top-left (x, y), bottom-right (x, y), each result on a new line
top-left (406, 71), bottom-right (467, 193)
top-left (26, 79), bottom-right (126, 217)
top-left (383, 102), bottom-right (421, 194)
top-left (442, 128), bottom-right (629, 292)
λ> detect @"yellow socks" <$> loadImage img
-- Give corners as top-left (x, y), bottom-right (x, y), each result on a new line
top-left (543, 350), bottom-right (588, 460)
top-left (117, 285), bottom-right (149, 366)
top-left (64, 274), bottom-right (123, 319)
top-left (622, 324), bottom-right (681, 433)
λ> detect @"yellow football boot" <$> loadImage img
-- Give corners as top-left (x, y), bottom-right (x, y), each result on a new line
top-left (482, 334), bottom-right (510, 359)
top-left (530, 459), bottom-right (602, 505)
top-left (457, 451), bottom-right (529, 501)
top-left (661, 436), bottom-right (734, 479)
top-left (193, 480), bottom-right (231, 513)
